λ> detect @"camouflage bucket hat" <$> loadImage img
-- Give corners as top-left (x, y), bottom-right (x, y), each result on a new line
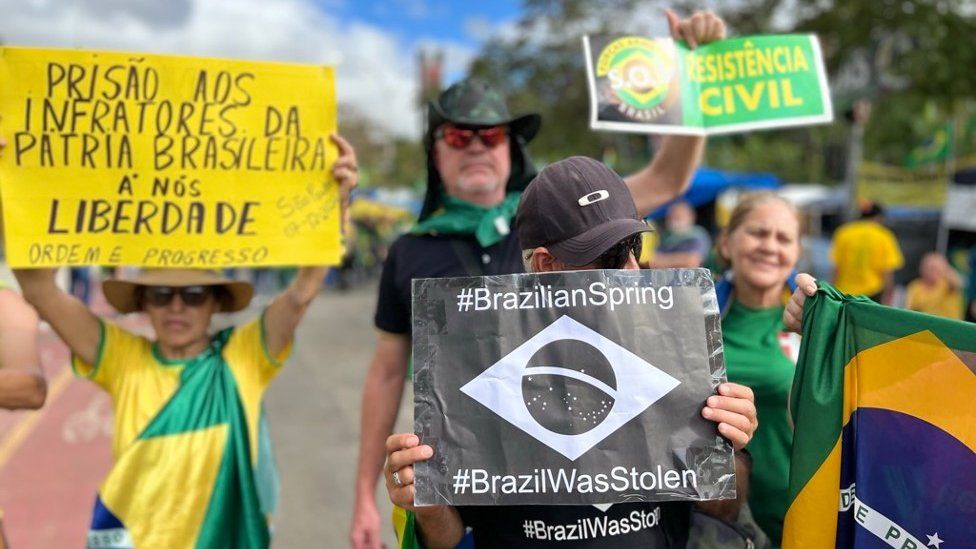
top-left (420, 78), bottom-right (541, 221)
top-left (428, 78), bottom-right (541, 143)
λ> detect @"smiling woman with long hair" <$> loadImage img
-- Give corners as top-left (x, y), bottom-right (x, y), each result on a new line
top-left (716, 191), bottom-right (802, 548)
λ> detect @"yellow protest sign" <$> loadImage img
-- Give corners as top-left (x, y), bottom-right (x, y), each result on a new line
top-left (855, 161), bottom-right (948, 208)
top-left (0, 46), bottom-right (341, 268)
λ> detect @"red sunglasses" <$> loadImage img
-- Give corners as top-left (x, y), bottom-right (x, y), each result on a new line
top-left (436, 124), bottom-right (508, 149)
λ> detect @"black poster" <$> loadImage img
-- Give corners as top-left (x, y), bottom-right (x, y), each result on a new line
top-left (412, 269), bottom-right (734, 506)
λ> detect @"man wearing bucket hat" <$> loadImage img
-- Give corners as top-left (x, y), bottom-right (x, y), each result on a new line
top-left (11, 133), bottom-right (358, 548)
top-left (352, 10), bottom-right (729, 548)
top-left (383, 157), bottom-right (761, 548)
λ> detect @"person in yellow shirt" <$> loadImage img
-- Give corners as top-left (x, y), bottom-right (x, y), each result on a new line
top-left (829, 202), bottom-right (904, 303)
top-left (905, 252), bottom-right (964, 319)
top-left (9, 134), bottom-right (358, 549)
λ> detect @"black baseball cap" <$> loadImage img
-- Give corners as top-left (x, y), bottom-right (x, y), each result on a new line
top-left (516, 156), bottom-right (652, 266)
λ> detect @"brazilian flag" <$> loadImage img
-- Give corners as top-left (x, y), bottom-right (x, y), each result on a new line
top-left (905, 122), bottom-right (953, 168)
top-left (393, 507), bottom-right (474, 549)
top-left (783, 283), bottom-right (976, 548)
top-left (393, 507), bottom-right (421, 549)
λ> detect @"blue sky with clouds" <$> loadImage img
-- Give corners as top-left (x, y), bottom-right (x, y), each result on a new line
top-left (0, 0), bottom-right (525, 136)
top-left (324, 0), bottom-right (520, 48)
top-left (321, 0), bottom-right (523, 85)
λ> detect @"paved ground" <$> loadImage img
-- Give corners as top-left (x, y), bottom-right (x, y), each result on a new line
top-left (267, 285), bottom-right (411, 549)
top-left (0, 283), bottom-right (408, 548)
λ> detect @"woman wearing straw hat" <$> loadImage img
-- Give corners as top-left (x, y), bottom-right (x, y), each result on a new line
top-left (11, 134), bottom-right (357, 548)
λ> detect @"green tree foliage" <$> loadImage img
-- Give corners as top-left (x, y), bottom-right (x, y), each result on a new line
top-left (468, 0), bottom-right (837, 179)
top-left (465, 0), bottom-right (976, 181)
top-left (338, 104), bottom-right (424, 188)
top-left (792, 0), bottom-right (976, 164)
top-left (469, 0), bottom-right (673, 174)
top-left (699, 0), bottom-right (976, 166)
top-left (351, 1), bottom-right (976, 187)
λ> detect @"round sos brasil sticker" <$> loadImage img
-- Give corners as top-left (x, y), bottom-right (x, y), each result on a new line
top-left (596, 36), bottom-right (678, 117)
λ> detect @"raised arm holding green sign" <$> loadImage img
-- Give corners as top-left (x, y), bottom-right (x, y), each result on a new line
top-left (584, 34), bottom-right (833, 135)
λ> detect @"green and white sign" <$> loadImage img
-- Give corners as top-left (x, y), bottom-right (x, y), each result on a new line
top-left (583, 34), bottom-right (833, 135)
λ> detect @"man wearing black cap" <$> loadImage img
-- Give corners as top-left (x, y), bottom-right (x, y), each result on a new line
top-left (383, 156), bottom-right (759, 548)
top-left (352, 11), bottom-right (729, 548)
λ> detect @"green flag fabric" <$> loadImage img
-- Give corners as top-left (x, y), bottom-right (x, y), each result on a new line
top-left (782, 282), bottom-right (976, 548)
top-left (905, 122), bottom-right (953, 168)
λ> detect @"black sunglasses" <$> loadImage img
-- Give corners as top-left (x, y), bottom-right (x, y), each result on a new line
top-left (142, 286), bottom-right (213, 308)
top-left (592, 233), bottom-right (644, 269)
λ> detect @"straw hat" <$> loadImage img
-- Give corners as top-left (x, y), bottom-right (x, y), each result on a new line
top-left (102, 269), bottom-right (254, 314)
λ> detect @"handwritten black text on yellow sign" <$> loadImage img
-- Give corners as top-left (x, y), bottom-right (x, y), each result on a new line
top-left (0, 47), bottom-right (342, 268)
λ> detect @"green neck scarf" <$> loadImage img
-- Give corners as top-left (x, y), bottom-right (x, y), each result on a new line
top-left (411, 192), bottom-right (521, 247)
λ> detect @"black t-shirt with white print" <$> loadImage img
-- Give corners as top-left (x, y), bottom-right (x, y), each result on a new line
top-left (457, 502), bottom-right (691, 547)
